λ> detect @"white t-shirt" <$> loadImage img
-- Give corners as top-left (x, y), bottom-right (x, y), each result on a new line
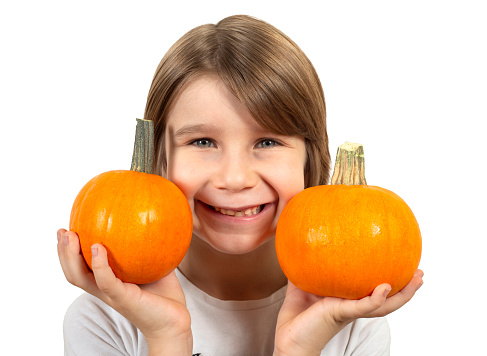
top-left (64, 269), bottom-right (390, 355)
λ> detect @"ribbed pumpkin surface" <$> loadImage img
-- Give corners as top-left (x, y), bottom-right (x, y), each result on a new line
top-left (276, 184), bottom-right (421, 299)
top-left (69, 170), bottom-right (193, 284)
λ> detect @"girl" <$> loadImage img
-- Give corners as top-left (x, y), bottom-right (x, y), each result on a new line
top-left (57, 15), bottom-right (423, 356)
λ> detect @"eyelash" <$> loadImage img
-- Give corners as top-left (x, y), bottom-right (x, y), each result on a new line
top-left (191, 138), bottom-right (215, 148)
top-left (256, 139), bottom-right (281, 148)
top-left (189, 138), bottom-right (283, 149)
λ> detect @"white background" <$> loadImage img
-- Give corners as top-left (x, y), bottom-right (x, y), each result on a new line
top-left (1, 1), bottom-right (486, 355)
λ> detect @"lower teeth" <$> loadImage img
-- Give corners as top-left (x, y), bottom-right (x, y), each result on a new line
top-left (213, 204), bottom-right (264, 216)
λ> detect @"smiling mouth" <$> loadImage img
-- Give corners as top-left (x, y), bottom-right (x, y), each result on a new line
top-left (208, 204), bottom-right (265, 217)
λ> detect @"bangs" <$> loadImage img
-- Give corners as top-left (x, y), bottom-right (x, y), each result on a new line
top-left (146, 15), bottom-right (330, 186)
top-left (214, 18), bottom-right (319, 139)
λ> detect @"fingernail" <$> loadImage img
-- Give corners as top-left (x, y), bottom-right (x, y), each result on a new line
top-left (383, 288), bottom-right (392, 298)
top-left (91, 245), bottom-right (98, 257)
top-left (63, 233), bottom-right (69, 245)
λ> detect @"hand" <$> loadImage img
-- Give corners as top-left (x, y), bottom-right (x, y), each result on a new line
top-left (274, 270), bottom-right (424, 356)
top-left (57, 229), bottom-right (193, 355)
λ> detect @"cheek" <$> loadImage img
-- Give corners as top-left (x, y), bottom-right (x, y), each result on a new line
top-left (262, 157), bottom-right (306, 208)
top-left (274, 141), bottom-right (307, 202)
top-left (166, 153), bottom-right (204, 203)
top-left (276, 170), bottom-right (304, 196)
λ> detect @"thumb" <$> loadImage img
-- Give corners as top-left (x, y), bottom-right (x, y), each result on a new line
top-left (340, 284), bottom-right (391, 321)
top-left (91, 244), bottom-right (126, 304)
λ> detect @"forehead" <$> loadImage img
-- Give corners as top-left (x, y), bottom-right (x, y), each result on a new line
top-left (166, 74), bottom-right (267, 132)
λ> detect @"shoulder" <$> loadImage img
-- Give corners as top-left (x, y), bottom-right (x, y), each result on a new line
top-left (64, 293), bottom-right (147, 356)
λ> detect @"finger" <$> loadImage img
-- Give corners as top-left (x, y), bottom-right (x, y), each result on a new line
top-left (57, 228), bottom-right (67, 243)
top-left (57, 229), bottom-right (68, 272)
top-left (57, 229), bottom-right (71, 280)
top-left (413, 269), bottom-right (425, 282)
top-left (368, 270), bottom-right (424, 318)
top-left (363, 270), bottom-right (424, 318)
top-left (57, 230), bottom-right (83, 283)
top-left (91, 243), bottom-right (128, 306)
top-left (338, 283), bottom-right (391, 321)
top-left (57, 230), bottom-right (99, 295)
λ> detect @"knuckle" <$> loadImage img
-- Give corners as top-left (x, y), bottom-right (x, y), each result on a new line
top-left (372, 297), bottom-right (386, 309)
top-left (96, 279), bottom-right (112, 294)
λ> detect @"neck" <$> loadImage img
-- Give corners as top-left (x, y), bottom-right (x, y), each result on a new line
top-left (178, 236), bottom-right (287, 301)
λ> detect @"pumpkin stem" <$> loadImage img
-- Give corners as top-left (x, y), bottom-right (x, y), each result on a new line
top-left (330, 142), bottom-right (367, 185)
top-left (130, 118), bottom-right (154, 174)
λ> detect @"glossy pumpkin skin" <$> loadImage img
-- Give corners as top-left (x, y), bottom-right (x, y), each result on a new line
top-left (69, 170), bottom-right (193, 284)
top-left (276, 184), bottom-right (422, 299)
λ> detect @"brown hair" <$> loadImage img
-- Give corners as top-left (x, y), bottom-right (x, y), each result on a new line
top-left (144, 15), bottom-right (331, 187)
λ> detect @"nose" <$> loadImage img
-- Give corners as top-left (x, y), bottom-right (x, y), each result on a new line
top-left (211, 149), bottom-right (259, 192)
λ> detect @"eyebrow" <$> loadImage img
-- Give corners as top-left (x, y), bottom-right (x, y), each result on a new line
top-left (173, 123), bottom-right (222, 138)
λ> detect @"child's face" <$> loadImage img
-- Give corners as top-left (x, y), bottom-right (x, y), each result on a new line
top-left (164, 75), bottom-right (306, 255)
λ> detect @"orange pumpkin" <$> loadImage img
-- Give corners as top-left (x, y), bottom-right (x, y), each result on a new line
top-left (275, 142), bottom-right (421, 299)
top-left (69, 119), bottom-right (192, 284)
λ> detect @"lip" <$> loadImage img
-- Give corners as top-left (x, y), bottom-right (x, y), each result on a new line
top-left (209, 203), bottom-right (265, 212)
top-left (195, 200), bottom-right (275, 224)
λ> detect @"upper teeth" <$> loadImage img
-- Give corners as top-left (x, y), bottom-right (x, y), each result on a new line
top-left (214, 205), bottom-right (263, 217)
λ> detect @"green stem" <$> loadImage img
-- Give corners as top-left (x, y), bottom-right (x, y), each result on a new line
top-left (130, 118), bottom-right (154, 174)
top-left (330, 142), bottom-right (367, 185)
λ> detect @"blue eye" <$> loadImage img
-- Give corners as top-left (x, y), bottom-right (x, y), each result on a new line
top-left (192, 138), bottom-right (214, 148)
top-left (257, 139), bottom-right (278, 148)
